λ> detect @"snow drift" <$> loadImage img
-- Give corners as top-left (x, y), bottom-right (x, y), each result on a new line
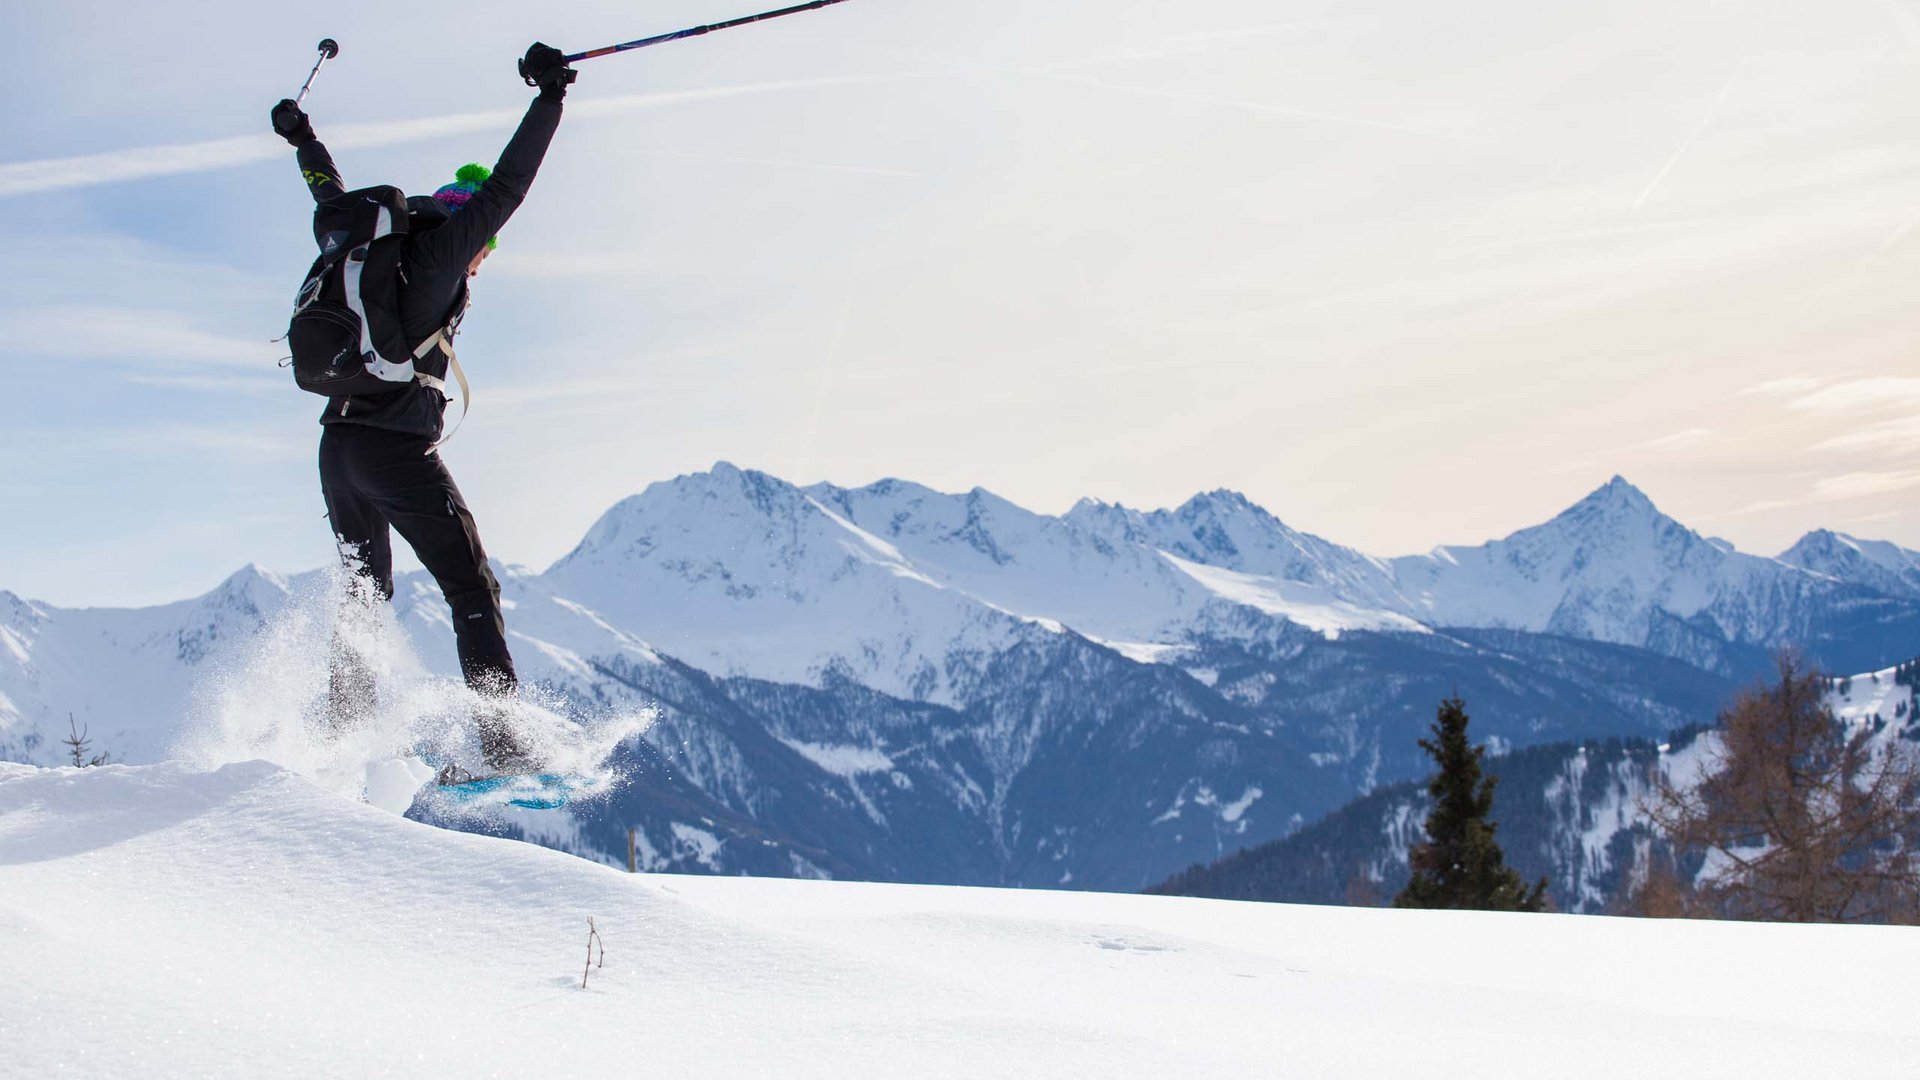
top-left (2, 759), bottom-right (1916, 1078)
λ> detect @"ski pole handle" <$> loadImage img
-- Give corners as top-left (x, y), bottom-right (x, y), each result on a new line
top-left (295, 38), bottom-right (340, 107)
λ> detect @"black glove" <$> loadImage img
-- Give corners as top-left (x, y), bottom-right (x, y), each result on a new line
top-left (518, 42), bottom-right (576, 100)
top-left (271, 99), bottom-right (315, 146)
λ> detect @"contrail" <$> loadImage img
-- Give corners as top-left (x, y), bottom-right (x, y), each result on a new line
top-left (1877, 215), bottom-right (1920, 253)
top-left (1633, 61), bottom-right (1745, 211)
top-left (0, 75), bottom-right (897, 199)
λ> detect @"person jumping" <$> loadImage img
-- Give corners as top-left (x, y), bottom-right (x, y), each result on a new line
top-left (270, 43), bottom-right (576, 778)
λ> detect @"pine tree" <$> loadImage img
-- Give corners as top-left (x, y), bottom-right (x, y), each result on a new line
top-left (62, 714), bottom-right (108, 768)
top-left (1395, 697), bottom-right (1547, 911)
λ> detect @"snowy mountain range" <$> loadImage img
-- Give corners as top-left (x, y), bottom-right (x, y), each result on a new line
top-left (537, 466), bottom-right (1919, 684)
top-left (3, 466), bottom-right (1917, 888)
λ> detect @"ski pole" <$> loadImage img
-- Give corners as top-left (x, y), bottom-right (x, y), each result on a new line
top-left (563, 0), bottom-right (860, 64)
top-left (294, 38), bottom-right (340, 107)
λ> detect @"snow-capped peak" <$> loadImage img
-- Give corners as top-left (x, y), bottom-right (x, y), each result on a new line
top-left (1512, 477), bottom-right (1675, 552)
top-left (551, 461), bottom-right (803, 570)
top-left (1164, 488), bottom-right (1289, 564)
top-left (1066, 488), bottom-right (1408, 616)
top-left (0, 590), bottom-right (48, 629)
top-left (1380, 475), bottom-right (1901, 658)
top-left (1391, 477), bottom-right (1726, 634)
top-left (206, 563), bottom-right (292, 619)
top-left (1577, 475), bottom-right (1658, 515)
top-left (541, 464), bottom-right (1049, 703)
top-left (1778, 529), bottom-right (1920, 600)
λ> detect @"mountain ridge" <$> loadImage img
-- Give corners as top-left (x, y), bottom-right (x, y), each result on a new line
top-left (3, 466), bottom-right (1916, 890)
top-left (547, 464), bottom-right (1918, 680)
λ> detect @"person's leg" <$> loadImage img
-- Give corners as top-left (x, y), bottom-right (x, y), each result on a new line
top-left (358, 443), bottom-right (527, 768)
top-left (318, 429), bottom-right (393, 729)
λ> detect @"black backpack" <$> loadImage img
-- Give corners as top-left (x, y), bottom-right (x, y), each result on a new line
top-left (287, 185), bottom-right (432, 397)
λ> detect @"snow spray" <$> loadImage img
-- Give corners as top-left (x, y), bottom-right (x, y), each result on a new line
top-left (175, 567), bottom-right (652, 816)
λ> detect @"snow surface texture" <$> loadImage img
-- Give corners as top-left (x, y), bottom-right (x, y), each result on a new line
top-left (2, 760), bottom-right (1915, 1080)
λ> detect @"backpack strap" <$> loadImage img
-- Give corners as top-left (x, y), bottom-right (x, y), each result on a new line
top-left (412, 328), bottom-right (472, 452)
top-left (436, 353), bottom-right (472, 450)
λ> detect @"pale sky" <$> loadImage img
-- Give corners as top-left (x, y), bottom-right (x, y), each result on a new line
top-left (4, 0), bottom-right (1919, 607)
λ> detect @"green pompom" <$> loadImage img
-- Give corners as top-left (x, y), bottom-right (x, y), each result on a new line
top-left (454, 162), bottom-right (492, 185)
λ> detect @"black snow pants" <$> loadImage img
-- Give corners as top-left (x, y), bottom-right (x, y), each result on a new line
top-left (318, 425), bottom-right (522, 762)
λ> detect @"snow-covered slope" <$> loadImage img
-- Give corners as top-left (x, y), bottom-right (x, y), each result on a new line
top-left (0, 565), bottom-right (297, 765)
top-left (805, 478), bottom-right (1215, 647)
top-left (3, 759), bottom-right (1914, 1079)
top-left (1780, 529), bottom-right (1920, 601)
top-left (1070, 491), bottom-right (1412, 614)
top-left (1394, 478), bottom-right (1723, 633)
top-left (543, 463), bottom-right (1060, 705)
top-left (392, 563), bottom-right (671, 697)
top-left (0, 563), bottom-right (667, 772)
top-left (1065, 491), bottom-right (1423, 637)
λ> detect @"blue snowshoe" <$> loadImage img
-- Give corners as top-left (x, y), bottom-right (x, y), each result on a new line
top-left (435, 763), bottom-right (587, 810)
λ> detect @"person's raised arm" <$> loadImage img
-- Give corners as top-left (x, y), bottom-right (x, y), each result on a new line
top-left (414, 44), bottom-right (575, 272)
top-left (272, 99), bottom-right (346, 204)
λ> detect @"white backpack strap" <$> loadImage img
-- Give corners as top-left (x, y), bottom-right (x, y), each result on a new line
top-left (424, 343), bottom-right (471, 453)
top-left (409, 327), bottom-right (449, 387)
top-left (413, 328), bottom-right (447, 361)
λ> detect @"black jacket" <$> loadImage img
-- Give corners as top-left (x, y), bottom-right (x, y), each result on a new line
top-left (295, 95), bottom-right (563, 438)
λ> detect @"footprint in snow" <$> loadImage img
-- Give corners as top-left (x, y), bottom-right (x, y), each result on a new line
top-left (1089, 934), bottom-right (1175, 954)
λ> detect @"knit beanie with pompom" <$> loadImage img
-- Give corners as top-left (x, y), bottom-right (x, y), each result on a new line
top-left (432, 163), bottom-right (498, 250)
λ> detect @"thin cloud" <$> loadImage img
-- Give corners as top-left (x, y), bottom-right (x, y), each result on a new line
top-left (483, 252), bottom-right (667, 281)
top-left (1641, 427), bottom-right (1716, 448)
top-left (1704, 471), bottom-right (1920, 519)
top-left (1023, 70), bottom-right (1474, 143)
top-left (0, 307), bottom-right (273, 367)
top-left (1789, 377), bottom-right (1920, 414)
top-left (1740, 375), bottom-right (1823, 397)
top-left (647, 148), bottom-right (922, 178)
top-left (1811, 415), bottom-right (1920, 455)
top-left (124, 373), bottom-right (283, 396)
top-left (1035, 22), bottom-right (1306, 72)
top-left (1701, 499), bottom-right (1793, 521)
top-left (1811, 471), bottom-right (1920, 501)
top-left (0, 76), bottom-right (905, 199)
top-left (86, 422), bottom-right (308, 462)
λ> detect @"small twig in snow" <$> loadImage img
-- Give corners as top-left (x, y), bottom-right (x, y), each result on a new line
top-left (583, 917), bottom-right (605, 989)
